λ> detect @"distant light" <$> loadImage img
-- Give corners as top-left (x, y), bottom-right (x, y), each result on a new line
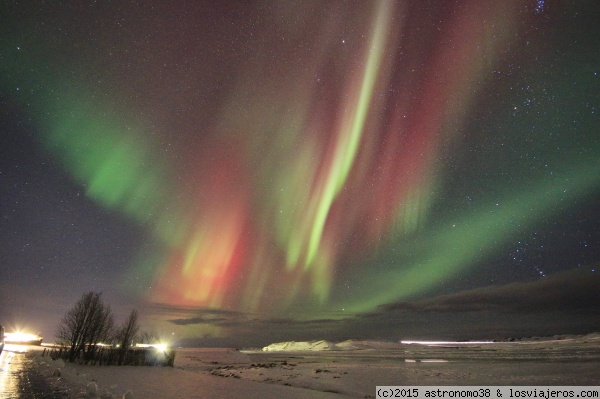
top-left (4, 332), bottom-right (41, 344)
top-left (153, 343), bottom-right (168, 352)
top-left (135, 342), bottom-right (168, 352)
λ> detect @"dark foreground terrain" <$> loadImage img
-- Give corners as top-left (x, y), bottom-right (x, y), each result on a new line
top-left (1, 334), bottom-right (598, 398)
top-left (1, 348), bottom-right (61, 399)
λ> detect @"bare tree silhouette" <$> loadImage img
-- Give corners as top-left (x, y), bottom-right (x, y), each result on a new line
top-left (56, 292), bottom-right (114, 363)
top-left (116, 309), bottom-right (140, 364)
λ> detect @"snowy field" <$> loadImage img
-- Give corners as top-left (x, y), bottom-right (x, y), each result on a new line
top-left (15, 333), bottom-right (600, 398)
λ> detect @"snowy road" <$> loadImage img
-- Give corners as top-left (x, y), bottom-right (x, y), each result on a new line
top-left (0, 348), bottom-right (59, 399)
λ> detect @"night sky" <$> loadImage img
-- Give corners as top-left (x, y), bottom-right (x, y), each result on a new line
top-left (1, 0), bottom-right (599, 347)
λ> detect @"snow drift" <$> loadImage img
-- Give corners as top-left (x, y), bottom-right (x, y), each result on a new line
top-left (262, 340), bottom-right (338, 351)
top-left (261, 339), bottom-right (406, 351)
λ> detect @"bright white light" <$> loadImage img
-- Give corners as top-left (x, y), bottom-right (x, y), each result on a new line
top-left (4, 332), bottom-right (40, 343)
top-left (153, 343), bottom-right (168, 352)
top-left (135, 342), bottom-right (168, 352)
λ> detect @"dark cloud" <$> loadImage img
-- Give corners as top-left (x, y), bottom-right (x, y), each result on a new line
top-left (170, 316), bottom-right (231, 326)
top-left (145, 304), bottom-right (250, 326)
top-left (141, 270), bottom-right (599, 347)
top-left (147, 303), bottom-right (246, 317)
top-left (378, 269), bottom-right (600, 314)
top-left (156, 307), bottom-right (351, 347)
top-left (167, 310), bottom-right (342, 329)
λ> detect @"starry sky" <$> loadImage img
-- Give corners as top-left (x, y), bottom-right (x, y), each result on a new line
top-left (1, 0), bottom-right (599, 347)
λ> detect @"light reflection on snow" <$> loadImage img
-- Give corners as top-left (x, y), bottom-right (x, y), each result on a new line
top-left (3, 344), bottom-right (28, 353)
top-left (0, 351), bottom-right (17, 397)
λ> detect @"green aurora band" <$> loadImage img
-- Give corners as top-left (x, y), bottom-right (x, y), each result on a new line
top-left (337, 151), bottom-right (600, 314)
top-left (2, 0), bottom-right (598, 322)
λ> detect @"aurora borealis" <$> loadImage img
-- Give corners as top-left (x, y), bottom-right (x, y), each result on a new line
top-left (1, 1), bottom-right (599, 345)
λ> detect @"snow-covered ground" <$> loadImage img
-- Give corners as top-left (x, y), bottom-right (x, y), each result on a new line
top-left (19, 333), bottom-right (600, 398)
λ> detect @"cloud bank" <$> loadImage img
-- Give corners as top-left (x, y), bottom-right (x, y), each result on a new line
top-left (143, 269), bottom-right (599, 346)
